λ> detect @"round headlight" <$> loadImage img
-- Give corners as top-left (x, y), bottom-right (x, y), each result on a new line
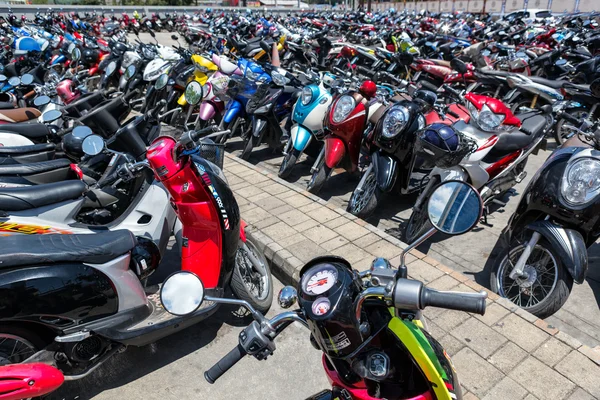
top-left (301, 86), bottom-right (313, 105)
top-left (332, 95), bottom-right (355, 123)
top-left (381, 105), bottom-right (410, 138)
top-left (561, 158), bottom-right (600, 205)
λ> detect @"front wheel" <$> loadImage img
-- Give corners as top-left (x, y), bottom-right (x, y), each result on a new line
top-left (240, 129), bottom-right (257, 161)
top-left (404, 205), bottom-right (433, 244)
top-left (490, 238), bottom-right (573, 319)
top-left (278, 148), bottom-right (301, 179)
top-left (347, 168), bottom-right (381, 219)
top-left (231, 238), bottom-right (273, 314)
top-left (307, 163), bottom-right (332, 194)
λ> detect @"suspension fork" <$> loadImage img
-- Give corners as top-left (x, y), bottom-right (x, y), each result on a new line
top-left (355, 163), bottom-right (374, 194)
top-left (414, 175), bottom-right (440, 212)
top-left (310, 146), bottom-right (325, 174)
top-left (508, 215), bottom-right (550, 279)
top-left (530, 94), bottom-right (539, 109)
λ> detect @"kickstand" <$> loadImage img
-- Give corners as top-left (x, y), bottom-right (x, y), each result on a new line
top-left (481, 206), bottom-right (493, 227)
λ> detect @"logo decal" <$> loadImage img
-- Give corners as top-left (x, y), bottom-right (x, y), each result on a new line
top-left (0, 222), bottom-right (72, 235)
top-left (195, 163), bottom-right (230, 230)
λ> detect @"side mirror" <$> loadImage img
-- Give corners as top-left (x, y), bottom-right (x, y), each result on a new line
top-left (160, 271), bottom-right (205, 316)
top-left (260, 40), bottom-right (271, 54)
top-left (149, 30), bottom-right (156, 38)
top-left (184, 80), bottom-right (204, 105)
top-left (41, 109), bottom-right (62, 123)
top-left (33, 95), bottom-right (51, 107)
top-left (72, 125), bottom-right (93, 139)
top-left (450, 58), bottom-right (468, 74)
top-left (0, 74), bottom-right (6, 83)
top-left (72, 47), bottom-right (81, 62)
top-left (155, 73), bottom-right (168, 90)
top-left (81, 134), bottom-right (105, 156)
top-left (20, 73), bottom-right (34, 85)
top-left (171, 34), bottom-right (179, 41)
top-left (8, 76), bottom-right (20, 87)
top-left (277, 286), bottom-right (298, 309)
top-left (590, 78), bottom-right (600, 98)
top-left (427, 180), bottom-right (482, 235)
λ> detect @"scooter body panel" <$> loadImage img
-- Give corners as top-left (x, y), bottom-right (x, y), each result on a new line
top-left (0, 133), bottom-right (35, 147)
top-left (291, 124), bottom-right (312, 152)
top-left (324, 136), bottom-right (346, 169)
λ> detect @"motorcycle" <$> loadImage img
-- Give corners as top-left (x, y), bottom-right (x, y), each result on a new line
top-left (159, 180), bottom-right (487, 400)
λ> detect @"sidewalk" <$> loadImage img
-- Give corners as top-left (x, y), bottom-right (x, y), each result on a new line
top-left (224, 153), bottom-right (600, 400)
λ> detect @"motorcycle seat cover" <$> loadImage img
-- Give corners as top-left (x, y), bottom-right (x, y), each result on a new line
top-left (490, 113), bottom-right (546, 156)
top-left (0, 122), bottom-right (51, 138)
top-left (562, 82), bottom-right (590, 92)
top-left (0, 180), bottom-right (86, 211)
top-left (0, 108), bottom-right (41, 123)
top-left (0, 158), bottom-right (70, 176)
top-left (528, 76), bottom-right (567, 89)
top-left (0, 143), bottom-right (55, 155)
top-left (0, 230), bottom-right (137, 268)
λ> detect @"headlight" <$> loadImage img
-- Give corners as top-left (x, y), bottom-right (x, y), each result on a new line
top-left (332, 95), bottom-right (355, 123)
top-left (381, 105), bottom-right (409, 138)
top-left (246, 69), bottom-right (259, 81)
top-left (105, 61), bottom-right (117, 77)
top-left (125, 65), bottom-right (136, 80)
top-left (476, 104), bottom-right (505, 132)
top-left (50, 36), bottom-right (60, 48)
top-left (271, 70), bottom-right (289, 86)
top-left (254, 103), bottom-right (272, 113)
top-left (145, 63), bottom-right (170, 81)
top-left (301, 86), bottom-right (313, 105)
top-left (561, 158), bottom-right (600, 205)
top-left (122, 52), bottom-right (136, 69)
top-left (466, 100), bottom-right (479, 120)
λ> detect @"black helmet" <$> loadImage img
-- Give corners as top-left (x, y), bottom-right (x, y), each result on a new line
top-left (413, 89), bottom-right (437, 108)
top-left (415, 123), bottom-right (467, 168)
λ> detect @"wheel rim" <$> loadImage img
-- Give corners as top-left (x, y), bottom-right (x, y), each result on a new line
top-left (236, 241), bottom-right (270, 301)
top-left (496, 244), bottom-right (559, 309)
top-left (349, 171), bottom-right (376, 214)
top-left (406, 207), bottom-right (428, 242)
top-left (0, 334), bottom-right (37, 366)
top-left (559, 111), bottom-right (591, 142)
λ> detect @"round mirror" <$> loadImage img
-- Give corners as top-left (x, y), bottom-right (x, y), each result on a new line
top-left (71, 47), bottom-right (81, 62)
top-left (427, 180), bottom-right (482, 235)
top-left (125, 64), bottom-right (136, 80)
top-left (590, 78), bottom-right (600, 98)
top-left (0, 74), bottom-right (7, 83)
top-left (8, 77), bottom-right (20, 87)
top-left (72, 125), bottom-right (93, 139)
top-left (41, 109), bottom-right (62, 123)
top-left (81, 134), bottom-right (105, 156)
top-left (556, 59), bottom-right (567, 66)
top-left (67, 42), bottom-right (75, 54)
top-left (160, 271), bottom-right (204, 316)
top-left (184, 80), bottom-right (203, 105)
top-left (155, 73), bottom-right (168, 90)
top-left (33, 95), bottom-right (51, 107)
top-left (105, 61), bottom-right (117, 77)
top-left (20, 74), bottom-right (33, 85)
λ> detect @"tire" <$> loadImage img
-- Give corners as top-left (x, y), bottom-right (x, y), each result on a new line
top-left (278, 148), bottom-right (300, 179)
top-left (231, 238), bottom-right (273, 314)
top-left (0, 326), bottom-right (46, 366)
top-left (404, 205), bottom-right (433, 244)
top-left (307, 163), bottom-right (332, 194)
top-left (554, 108), bottom-right (591, 145)
top-left (490, 238), bottom-right (573, 319)
top-left (347, 168), bottom-right (381, 219)
top-left (240, 135), bottom-right (255, 161)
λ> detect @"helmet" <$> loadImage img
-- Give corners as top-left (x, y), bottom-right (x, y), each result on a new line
top-left (415, 123), bottom-right (467, 168)
top-left (413, 89), bottom-right (437, 109)
top-left (359, 80), bottom-right (377, 99)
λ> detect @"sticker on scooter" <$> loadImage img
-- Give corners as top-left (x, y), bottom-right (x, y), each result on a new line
top-left (195, 163), bottom-right (230, 230)
top-left (324, 331), bottom-right (351, 352)
top-left (0, 222), bottom-right (72, 235)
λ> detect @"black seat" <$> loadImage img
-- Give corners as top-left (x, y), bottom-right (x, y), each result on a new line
top-left (0, 230), bottom-right (137, 268)
top-left (0, 180), bottom-right (86, 211)
top-left (0, 102), bottom-right (15, 110)
top-left (0, 158), bottom-right (71, 176)
top-left (0, 122), bottom-right (51, 139)
top-left (478, 69), bottom-right (512, 77)
top-left (528, 76), bottom-right (567, 89)
top-left (562, 82), bottom-right (590, 92)
top-left (485, 113), bottom-right (546, 160)
top-left (0, 143), bottom-right (55, 155)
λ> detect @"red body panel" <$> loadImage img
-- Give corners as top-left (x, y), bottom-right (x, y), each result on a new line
top-left (485, 150), bottom-right (521, 179)
top-left (425, 104), bottom-right (470, 125)
top-left (326, 93), bottom-right (368, 171)
top-left (0, 363), bottom-right (64, 400)
top-left (322, 356), bottom-right (434, 400)
top-left (465, 93), bottom-right (521, 127)
top-left (146, 136), bottom-right (222, 288)
top-left (56, 80), bottom-right (80, 104)
top-left (324, 136), bottom-right (346, 169)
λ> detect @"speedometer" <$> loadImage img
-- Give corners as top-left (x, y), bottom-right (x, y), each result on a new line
top-left (302, 264), bottom-right (338, 295)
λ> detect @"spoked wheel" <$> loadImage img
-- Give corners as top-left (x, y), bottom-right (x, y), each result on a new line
top-left (231, 238), bottom-right (273, 314)
top-left (0, 328), bottom-right (43, 366)
top-left (404, 205), bottom-right (433, 244)
top-left (555, 108), bottom-right (594, 145)
top-left (491, 239), bottom-right (572, 319)
top-left (347, 168), bottom-right (381, 219)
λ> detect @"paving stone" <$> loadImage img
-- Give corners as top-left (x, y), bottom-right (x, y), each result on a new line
top-left (321, 236), bottom-right (350, 251)
top-left (334, 221), bottom-right (371, 241)
top-left (482, 376), bottom-right (528, 400)
top-left (283, 193), bottom-right (313, 208)
top-left (555, 350), bottom-right (600, 398)
top-left (275, 189), bottom-right (297, 199)
top-left (330, 243), bottom-right (372, 265)
top-left (514, 307), bottom-right (539, 323)
top-left (287, 239), bottom-right (328, 263)
top-left (298, 202), bottom-right (322, 214)
top-left (239, 203), bottom-right (258, 214)
top-left (487, 342), bottom-right (528, 374)
top-left (352, 232), bottom-right (381, 248)
top-left (422, 255), bottom-right (440, 266)
top-left (235, 185), bottom-right (264, 198)
top-left (475, 302), bottom-right (510, 327)
top-left (578, 345), bottom-right (600, 366)
top-left (243, 207), bottom-right (272, 225)
top-left (231, 180), bottom-right (252, 191)
top-left (451, 318), bottom-right (507, 358)
top-left (273, 249), bottom-right (293, 268)
top-left (493, 314), bottom-right (549, 352)
top-left (261, 182), bottom-right (289, 195)
top-left (324, 216), bottom-right (350, 229)
top-left (235, 168), bottom-right (256, 178)
top-left (428, 274), bottom-right (461, 291)
top-left (302, 224), bottom-right (338, 243)
top-left (294, 218), bottom-right (321, 232)
top-left (523, 395), bottom-right (540, 400)
top-left (253, 216), bottom-right (280, 230)
top-left (406, 259), bottom-right (444, 283)
top-left (225, 164), bottom-right (251, 175)
top-left (262, 221), bottom-right (297, 240)
top-left (566, 389), bottom-right (596, 400)
top-left (279, 209), bottom-right (311, 226)
top-left (555, 331), bottom-right (583, 350)
top-left (463, 392), bottom-right (479, 400)
top-left (247, 192), bottom-right (271, 203)
top-left (277, 233), bottom-right (309, 249)
top-left (252, 195), bottom-right (287, 211)
top-left (431, 309), bottom-right (469, 331)
top-left (309, 207), bottom-right (345, 223)
top-left (270, 204), bottom-right (294, 216)
top-left (243, 172), bottom-right (270, 184)
top-left (438, 334), bottom-right (465, 357)
top-left (367, 239), bottom-right (404, 260)
top-left (533, 338), bottom-right (572, 367)
top-left (264, 242), bottom-right (283, 260)
top-left (451, 348), bottom-right (503, 397)
top-left (510, 356), bottom-right (575, 399)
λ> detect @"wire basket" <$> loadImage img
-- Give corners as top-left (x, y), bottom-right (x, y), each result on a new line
top-left (200, 141), bottom-right (225, 170)
top-left (433, 135), bottom-right (478, 169)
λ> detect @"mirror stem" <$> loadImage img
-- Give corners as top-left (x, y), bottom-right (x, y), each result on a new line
top-left (204, 295), bottom-right (264, 323)
top-left (399, 227), bottom-right (436, 269)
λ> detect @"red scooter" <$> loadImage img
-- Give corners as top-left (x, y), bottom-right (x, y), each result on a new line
top-left (0, 363), bottom-right (64, 400)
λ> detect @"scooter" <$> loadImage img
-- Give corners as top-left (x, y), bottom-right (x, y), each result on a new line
top-left (0, 363), bottom-right (64, 400)
top-left (159, 180), bottom-right (487, 400)
top-left (0, 127), bottom-right (273, 380)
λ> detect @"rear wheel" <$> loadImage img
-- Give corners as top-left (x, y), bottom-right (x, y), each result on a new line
top-left (0, 326), bottom-right (45, 366)
top-left (239, 125), bottom-right (256, 160)
top-left (554, 108), bottom-right (593, 145)
top-left (231, 238), bottom-right (273, 314)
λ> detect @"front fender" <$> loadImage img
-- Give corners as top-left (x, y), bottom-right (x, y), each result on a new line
top-left (503, 88), bottom-right (521, 104)
top-left (199, 101), bottom-right (216, 121)
top-left (526, 220), bottom-right (588, 284)
top-left (324, 136), bottom-right (345, 169)
top-left (291, 124), bottom-right (312, 152)
top-left (372, 151), bottom-right (397, 192)
top-left (224, 100), bottom-right (242, 124)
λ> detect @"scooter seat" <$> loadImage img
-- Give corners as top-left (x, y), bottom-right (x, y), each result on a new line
top-left (0, 180), bottom-right (86, 211)
top-left (0, 158), bottom-right (71, 176)
top-left (0, 122), bottom-right (51, 139)
top-left (562, 82), bottom-right (590, 92)
top-left (486, 113), bottom-right (546, 159)
top-left (478, 69), bottom-right (512, 77)
top-left (423, 59), bottom-right (452, 67)
top-left (0, 230), bottom-right (137, 268)
top-left (0, 108), bottom-right (41, 123)
top-left (0, 102), bottom-right (15, 110)
top-left (0, 143), bottom-right (55, 155)
top-left (528, 76), bottom-right (567, 89)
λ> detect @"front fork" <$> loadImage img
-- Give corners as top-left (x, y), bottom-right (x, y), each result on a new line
top-left (311, 146), bottom-right (325, 174)
top-left (354, 162), bottom-right (374, 195)
top-left (509, 231), bottom-right (542, 280)
top-left (239, 220), bottom-right (266, 276)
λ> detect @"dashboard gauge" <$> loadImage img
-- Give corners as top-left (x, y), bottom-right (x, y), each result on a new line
top-left (312, 297), bottom-right (331, 316)
top-left (303, 264), bottom-right (338, 295)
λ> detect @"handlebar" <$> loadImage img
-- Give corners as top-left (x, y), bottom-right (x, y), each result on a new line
top-left (561, 112), bottom-right (582, 126)
top-left (122, 88), bottom-right (140, 103)
top-left (421, 287), bottom-right (487, 315)
top-left (204, 344), bottom-right (247, 384)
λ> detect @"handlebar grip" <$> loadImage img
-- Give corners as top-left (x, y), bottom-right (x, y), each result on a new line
top-left (442, 84), bottom-right (461, 98)
top-left (419, 80), bottom-right (439, 92)
top-left (123, 89), bottom-right (140, 103)
top-left (562, 113), bottom-right (582, 126)
top-left (421, 287), bottom-right (487, 315)
top-left (97, 169), bottom-right (120, 187)
top-left (204, 344), bottom-right (247, 384)
top-left (24, 90), bottom-right (36, 99)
